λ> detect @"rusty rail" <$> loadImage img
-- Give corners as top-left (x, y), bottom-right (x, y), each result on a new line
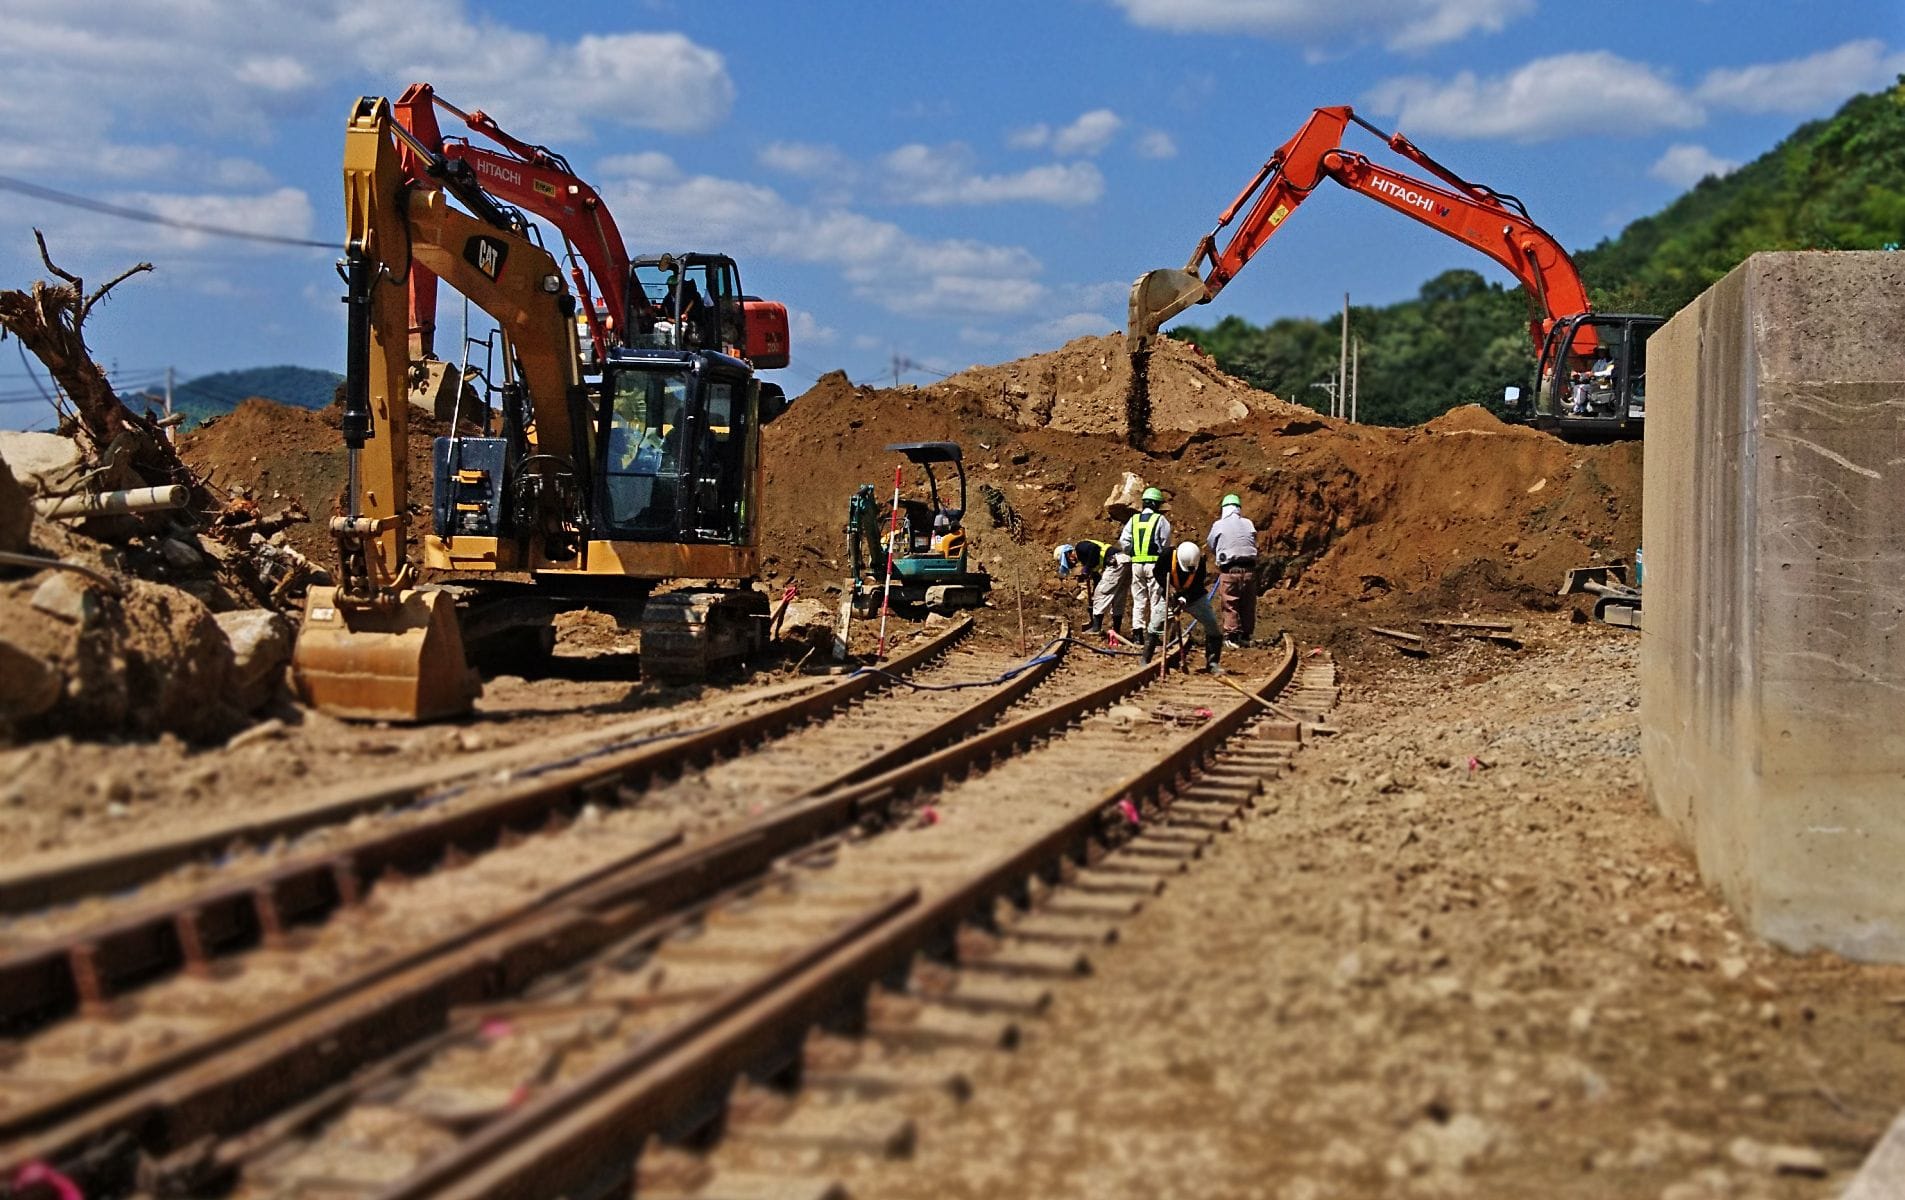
top-left (0, 619), bottom-right (981, 1036)
top-left (0, 623), bottom-right (1094, 1182)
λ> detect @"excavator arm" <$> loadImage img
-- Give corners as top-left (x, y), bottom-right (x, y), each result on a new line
top-left (394, 83), bottom-right (631, 363)
top-left (298, 95), bottom-right (589, 722)
top-left (1128, 105), bottom-right (1595, 359)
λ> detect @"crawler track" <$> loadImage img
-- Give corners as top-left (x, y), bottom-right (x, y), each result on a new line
top-left (0, 638), bottom-right (1334, 1199)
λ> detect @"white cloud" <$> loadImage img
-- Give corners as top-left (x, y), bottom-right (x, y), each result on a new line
top-left (118, 186), bottom-right (316, 250)
top-left (1696, 39), bottom-right (1905, 115)
top-left (1007, 123), bottom-right (1051, 151)
top-left (596, 151), bottom-right (682, 182)
top-left (758, 141), bottom-right (854, 180)
top-left (1052, 109), bottom-right (1124, 157)
top-left (787, 308), bottom-right (836, 345)
top-left (882, 143), bottom-right (1104, 207)
top-left (1135, 130), bottom-right (1178, 159)
top-left (232, 55), bottom-right (313, 92)
top-left (1365, 53), bottom-right (1704, 141)
top-left (0, 2), bottom-right (735, 166)
top-left (596, 164), bottom-right (1047, 319)
top-left (1035, 311), bottom-right (1116, 343)
top-left (1648, 143), bottom-right (1739, 189)
top-left (1108, 0), bottom-right (1535, 52)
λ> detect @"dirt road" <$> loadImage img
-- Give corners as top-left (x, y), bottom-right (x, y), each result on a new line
top-left (835, 625), bottom-right (1905, 1199)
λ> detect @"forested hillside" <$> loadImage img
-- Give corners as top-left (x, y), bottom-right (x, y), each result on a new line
top-left (1173, 77), bottom-right (1905, 426)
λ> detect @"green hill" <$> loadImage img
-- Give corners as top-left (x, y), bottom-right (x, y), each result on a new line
top-left (1173, 77), bottom-right (1905, 426)
top-left (130, 365), bottom-right (341, 430)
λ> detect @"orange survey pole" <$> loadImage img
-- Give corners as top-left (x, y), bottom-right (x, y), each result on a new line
top-left (875, 462), bottom-right (903, 659)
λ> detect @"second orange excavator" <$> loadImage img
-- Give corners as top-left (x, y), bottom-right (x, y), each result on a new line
top-left (1127, 105), bottom-right (1661, 441)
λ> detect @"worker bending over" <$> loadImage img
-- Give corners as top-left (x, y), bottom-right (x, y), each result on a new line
top-left (1119, 487), bottom-right (1172, 658)
top-left (1206, 493), bottom-right (1259, 649)
top-left (1053, 538), bottom-right (1128, 635)
top-left (1165, 541), bottom-right (1224, 674)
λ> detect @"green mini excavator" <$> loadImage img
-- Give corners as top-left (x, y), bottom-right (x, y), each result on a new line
top-left (846, 442), bottom-right (992, 614)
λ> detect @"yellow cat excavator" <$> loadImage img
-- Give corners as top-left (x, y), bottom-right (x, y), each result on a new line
top-left (292, 96), bottom-right (778, 721)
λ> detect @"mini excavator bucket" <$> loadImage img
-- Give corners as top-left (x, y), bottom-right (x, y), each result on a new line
top-left (291, 584), bottom-right (480, 722)
top-left (1125, 267), bottom-right (1208, 354)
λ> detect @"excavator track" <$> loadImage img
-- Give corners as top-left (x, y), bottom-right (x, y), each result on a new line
top-left (639, 587), bottom-right (771, 682)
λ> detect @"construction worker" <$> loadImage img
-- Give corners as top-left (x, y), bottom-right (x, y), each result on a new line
top-left (1165, 541), bottom-right (1224, 674)
top-left (1206, 493), bottom-right (1259, 649)
top-left (1118, 486), bottom-right (1171, 660)
top-left (1053, 539), bottom-right (1128, 635)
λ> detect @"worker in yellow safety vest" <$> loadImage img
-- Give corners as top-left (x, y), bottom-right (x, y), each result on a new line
top-left (1117, 487), bottom-right (1172, 662)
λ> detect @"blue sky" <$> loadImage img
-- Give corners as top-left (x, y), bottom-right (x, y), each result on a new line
top-left (2, 0), bottom-right (1900, 426)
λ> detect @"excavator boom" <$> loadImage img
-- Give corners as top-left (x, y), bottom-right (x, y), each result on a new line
top-left (1127, 104), bottom-right (1603, 386)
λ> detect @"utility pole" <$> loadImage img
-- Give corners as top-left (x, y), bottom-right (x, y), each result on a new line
top-left (1309, 380), bottom-right (1337, 415)
top-left (1337, 293), bottom-right (1350, 420)
top-left (1351, 339), bottom-right (1360, 424)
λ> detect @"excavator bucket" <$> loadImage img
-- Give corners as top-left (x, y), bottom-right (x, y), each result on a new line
top-left (291, 585), bottom-right (480, 722)
top-left (1125, 267), bottom-right (1209, 353)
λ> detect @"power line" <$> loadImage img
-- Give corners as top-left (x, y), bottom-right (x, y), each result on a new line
top-left (0, 173), bottom-right (340, 250)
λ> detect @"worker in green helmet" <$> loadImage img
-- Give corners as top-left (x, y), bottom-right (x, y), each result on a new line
top-left (1206, 492), bottom-right (1259, 648)
top-left (1118, 486), bottom-right (1172, 661)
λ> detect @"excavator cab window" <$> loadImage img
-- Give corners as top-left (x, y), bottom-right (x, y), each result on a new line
top-left (601, 369), bottom-right (688, 535)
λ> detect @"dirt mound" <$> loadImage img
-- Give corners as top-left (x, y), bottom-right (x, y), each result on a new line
top-left (1425, 403), bottom-right (1514, 434)
top-left (181, 398), bottom-right (453, 568)
top-left (936, 334), bottom-right (1310, 440)
top-left (764, 362), bottom-right (1641, 621)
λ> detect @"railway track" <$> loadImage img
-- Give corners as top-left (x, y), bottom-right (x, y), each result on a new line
top-left (0, 633), bottom-right (1335, 1199)
top-left (0, 622), bottom-right (1131, 1182)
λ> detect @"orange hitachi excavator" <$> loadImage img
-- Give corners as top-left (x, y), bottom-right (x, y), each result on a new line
top-left (1127, 105), bottom-right (1661, 440)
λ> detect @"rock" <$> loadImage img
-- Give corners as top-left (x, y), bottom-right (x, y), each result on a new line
top-left (1106, 704), bottom-right (1148, 729)
top-left (0, 431), bottom-right (82, 495)
top-left (31, 573), bottom-right (99, 625)
top-left (774, 597), bottom-right (835, 640)
top-left (1727, 1136), bottom-right (1827, 1177)
top-left (1401, 1113), bottom-right (1497, 1174)
top-left (214, 609), bottom-right (292, 712)
top-left (0, 640), bottom-right (61, 721)
top-left (0, 453), bottom-right (30, 554)
top-left (1102, 471), bottom-right (1148, 521)
top-left (161, 537), bottom-right (206, 570)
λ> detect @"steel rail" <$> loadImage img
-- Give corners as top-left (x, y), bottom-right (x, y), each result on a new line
top-left (0, 618), bottom-right (975, 919)
top-left (382, 640), bottom-right (1303, 1200)
top-left (0, 624), bottom-right (1087, 1183)
top-left (0, 619), bottom-right (981, 1035)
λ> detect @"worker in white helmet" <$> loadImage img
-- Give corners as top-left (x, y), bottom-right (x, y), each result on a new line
top-left (1206, 492), bottom-right (1259, 649)
top-left (1119, 487), bottom-right (1172, 661)
top-left (1053, 538), bottom-right (1128, 635)
top-left (1164, 540), bottom-right (1224, 674)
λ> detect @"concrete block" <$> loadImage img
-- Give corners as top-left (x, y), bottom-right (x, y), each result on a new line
top-left (1641, 251), bottom-right (1905, 962)
top-left (1844, 1108), bottom-right (1905, 1200)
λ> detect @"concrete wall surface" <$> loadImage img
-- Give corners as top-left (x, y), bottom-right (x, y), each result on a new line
top-left (1641, 251), bottom-right (1905, 962)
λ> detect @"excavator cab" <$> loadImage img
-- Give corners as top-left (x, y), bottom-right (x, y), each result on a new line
top-left (1509, 314), bottom-right (1664, 440)
top-left (630, 253), bottom-right (791, 375)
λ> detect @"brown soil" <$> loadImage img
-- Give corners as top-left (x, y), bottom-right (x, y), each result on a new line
top-left (938, 332), bottom-right (1312, 439)
top-left (179, 398), bottom-right (452, 568)
top-left (764, 373), bottom-right (1640, 627)
top-left (836, 627), bottom-right (1905, 1200)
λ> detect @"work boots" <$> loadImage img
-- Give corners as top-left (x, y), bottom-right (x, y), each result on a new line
top-left (1206, 632), bottom-right (1225, 675)
top-left (1141, 633), bottom-right (1160, 663)
top-left (1085, 613), bottom-right (1103, 634)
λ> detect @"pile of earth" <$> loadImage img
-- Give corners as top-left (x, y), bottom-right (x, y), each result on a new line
top-left (935, 333), bottom-right (1312, 444)
top-left (180, 398), bottom-right (454, 569)
top-left (760, 369), bottom-right (1641, 623)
